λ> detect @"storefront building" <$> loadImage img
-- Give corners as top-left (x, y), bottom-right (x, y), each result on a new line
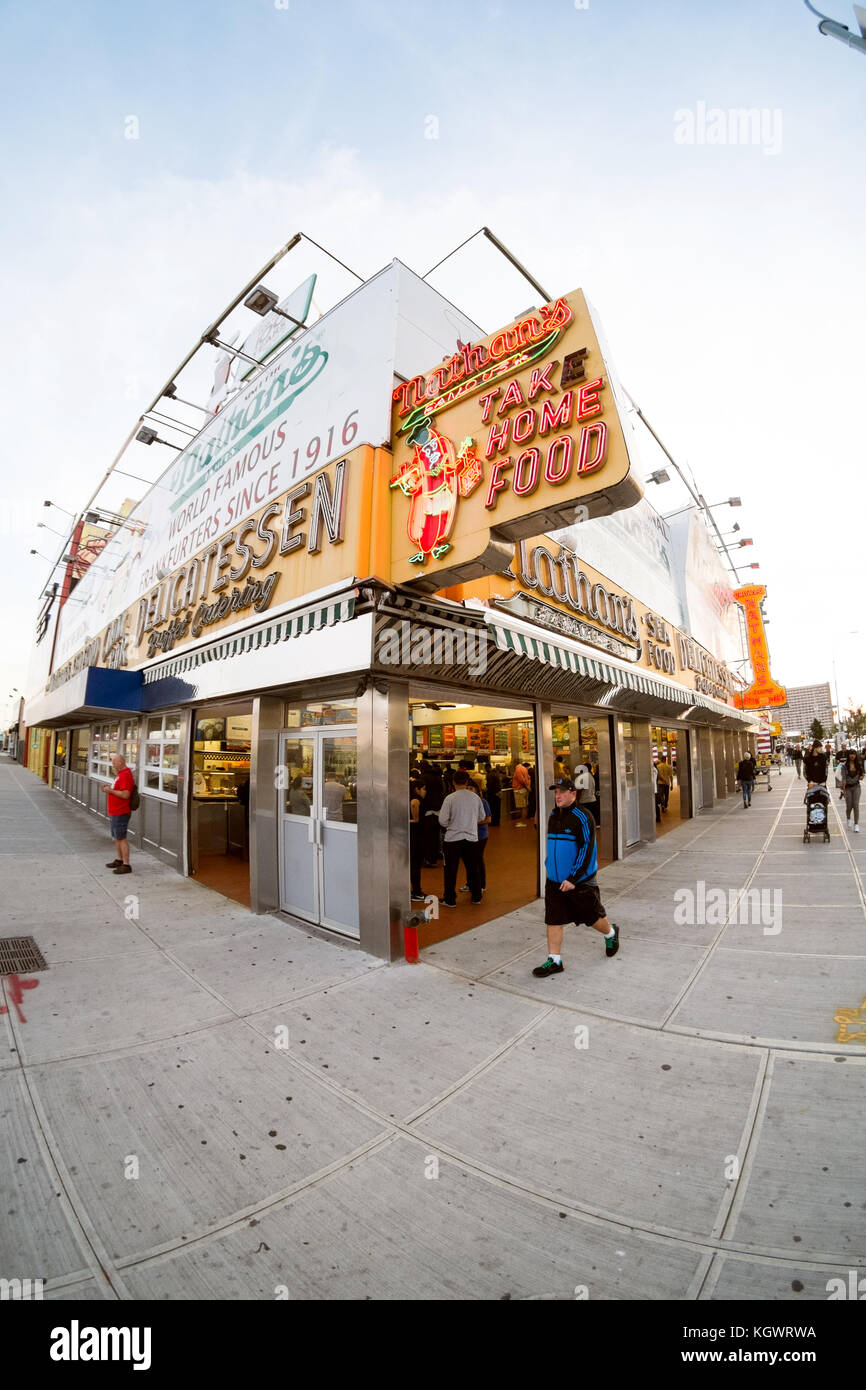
top-left (23, 263), bottom-right (756, 960)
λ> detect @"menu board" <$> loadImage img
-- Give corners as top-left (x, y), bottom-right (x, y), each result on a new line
top-left (442, 726), bottom-right (456, 746)
top-left (429, 726), bottom-right (443, 749)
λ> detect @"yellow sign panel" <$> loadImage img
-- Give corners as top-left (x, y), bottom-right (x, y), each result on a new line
top-left (388, 289), bottom-right (641, 588)
top-left (457, 534), bottom-right (741, 704)
top-left (48, 447), bottom-right (393, 691)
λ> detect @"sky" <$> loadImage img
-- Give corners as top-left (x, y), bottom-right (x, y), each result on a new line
top-left (1, 0), bottom-right (864, 731)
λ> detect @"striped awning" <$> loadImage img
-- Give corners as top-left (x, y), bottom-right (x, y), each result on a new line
top-left (143, 593), bottom-right (357, 686)
top-left (488, 618), bottom-right (750, 726)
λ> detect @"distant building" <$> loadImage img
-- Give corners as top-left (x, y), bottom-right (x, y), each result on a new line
top-left (778, 682), bottom-right (834, 737)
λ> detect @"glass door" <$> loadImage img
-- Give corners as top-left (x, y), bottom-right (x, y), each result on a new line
top-left (278, 728), bottom-right (359, 938)
top-left (621, 721), bottom-right (640, 846)
top-left (279, 734), bottom-right (318, 923)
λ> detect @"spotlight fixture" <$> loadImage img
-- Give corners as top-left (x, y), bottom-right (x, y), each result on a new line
top-left (646, 469), bottom-right (670, 485)
top-left (135, 426), bottom-right (181, 451)
top-left (244, 284), bottom-right (304, 326)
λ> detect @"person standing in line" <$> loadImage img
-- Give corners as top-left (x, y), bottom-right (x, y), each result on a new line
top-left (840, 749), bottom-right (864, 832)
top-left (656, 754), bottom-right (674, 811)
top-left (653, 761), bottom-right (661, 823)
top-left (792, 745), bottom-right (804, 779)
top-left (438, 770), bottom-right (486, 906)
top-left (532, 777), bottom-right (619, 977)
top-left (803, 740), bottom-right (828, 786)
top-left (460, 782), bottom-right (491, 894)
top-left (485, 765), bottom-right (502, 827)
top-left (512, 760), bottom-right (531, 828)
top-left (736, 750), bottom-right (757, 808)
top-left (419, 761), bottom-right (444, 867)
top-left (409, 779), bottom-right (427, 900)
top-left (103, 752), bottom-right (134, 874)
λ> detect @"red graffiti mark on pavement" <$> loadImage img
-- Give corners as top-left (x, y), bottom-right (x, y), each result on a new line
top-left (0, 975), bottom-right (40, 1023)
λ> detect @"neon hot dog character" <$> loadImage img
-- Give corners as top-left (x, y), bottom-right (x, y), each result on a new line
top-left (390, 423), bottom-right (482, 564)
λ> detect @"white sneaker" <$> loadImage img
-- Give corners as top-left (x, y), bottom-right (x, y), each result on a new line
top-left (515, 822), bottom-right (526, 828)
top-left (856, 825), bottom-right (861, 833)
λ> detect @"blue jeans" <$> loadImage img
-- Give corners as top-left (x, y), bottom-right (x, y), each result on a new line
top-left (741, 780), bottom-right (754, 805)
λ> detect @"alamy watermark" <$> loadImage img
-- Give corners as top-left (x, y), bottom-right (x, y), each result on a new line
top-left (673, 880), bottom-right (782, 935)
top-left (674, 102), bottom-right (783, 156)
top-left (376, 620), bottom-right (488, 677)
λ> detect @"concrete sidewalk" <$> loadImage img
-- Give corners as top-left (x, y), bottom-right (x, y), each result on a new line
top-left (2, 757), bottom-right (865, 1301)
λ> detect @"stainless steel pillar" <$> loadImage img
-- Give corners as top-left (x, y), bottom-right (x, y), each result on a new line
top-left (251, 695), bottom-right (283, 914)
top-left (356, 679), bottom-right (410, 962)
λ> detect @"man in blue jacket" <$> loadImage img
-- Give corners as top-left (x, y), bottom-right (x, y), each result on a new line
top-left (532, 777), bottom-right (619, 977)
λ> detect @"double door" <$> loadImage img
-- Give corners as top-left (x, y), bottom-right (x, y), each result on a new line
top-left (278, 728), bottom-right (359, 937)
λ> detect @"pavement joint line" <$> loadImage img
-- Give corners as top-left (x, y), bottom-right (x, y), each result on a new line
top-left (695, 1250), bottom-right (724, 1300)
top-left (717, 1050), bottom-right (779, 1246)
top-left (709, 1048), bottom-right (770, 1242)
top-left (400, 1004), bottom-right (554, 1126)
top-left (664, 1023), bottom-right (866, 1056)
top-left (686, 1251), bottom-right (716, 1301)
top-left (110, 1130), bottom-right (402, 1272)
top-left (390, 1128), bottom-right (866, 1269)
top-left (424, 956), bottom-right (866, 1052)
top-left (7, 1064), bottom-right (128, 1300)
top-left (660, 776), bottom-right (797, 1029)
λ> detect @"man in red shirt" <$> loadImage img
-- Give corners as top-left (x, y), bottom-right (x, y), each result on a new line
top-left (103, 753), bottom-right (134, 874)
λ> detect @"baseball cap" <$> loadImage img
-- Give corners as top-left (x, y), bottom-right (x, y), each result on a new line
top-left (549, 777), bottom-right (576, 791)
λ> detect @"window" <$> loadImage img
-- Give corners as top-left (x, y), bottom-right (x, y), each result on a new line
top-left (54, 732), bottom-right (68, 767)
top-left (121, 720), bottom-right (139, 773)
top-left (143, 713), bottom-right (181, 798)
top-left (70, 728), bottom-right (90, 775)
top-left (90, 722), bottom-right (121, 781)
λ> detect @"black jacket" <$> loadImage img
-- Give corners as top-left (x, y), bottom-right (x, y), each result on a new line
top-left (803, 752), bottom-right (828, 784)
top-left (736, 758), bottom-right (756, 781)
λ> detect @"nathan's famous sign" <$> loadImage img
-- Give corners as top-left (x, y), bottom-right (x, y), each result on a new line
top-left (388, 289), bottom-right (642, 588)
top-left (457, 536), bottom-right (741, 704)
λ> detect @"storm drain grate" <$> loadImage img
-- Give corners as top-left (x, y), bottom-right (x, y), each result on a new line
top-left (0, 937), bottom-right (48, 974)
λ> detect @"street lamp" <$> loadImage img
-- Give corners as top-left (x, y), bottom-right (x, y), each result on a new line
top-left (803, 0), bottom-right (866, 55)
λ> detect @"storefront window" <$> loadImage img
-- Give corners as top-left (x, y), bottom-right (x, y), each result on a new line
top-left (122, 720), bottom-right (139, 773)
top-left (90, 722), bottom-right (121, 780)
top-left (70, 728), bottom-right (90, 775)
top-left (286, 700), bottom-right (357, 728)
top-left (144, 714), bottom-right (181, 797)
top-left (54, 732), bottom-right (68, 767)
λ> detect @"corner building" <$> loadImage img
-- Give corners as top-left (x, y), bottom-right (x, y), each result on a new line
top-left (23, 261), bottom-right (756, 960)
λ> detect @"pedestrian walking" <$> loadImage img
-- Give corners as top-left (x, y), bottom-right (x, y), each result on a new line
top-left (438, 770), bottom-right (486, 906)
top-left (736, 751), bottom-right (757, 807)
top-left (839, 749), bottom-right (864, 832)
top-left (532, 777), bottom-right (619, 977)
top-left (485, 765), bottom-right (502, 827)
top-left (512, 760), bottom-right (531, 827)
top-left (792, 746), bottom-right (804, 779)
top-left (102, 753), bottom-right (134, 874)
top-left (656, 755), bottom-right (674, 811)
top-left (409, 779), bottom-right (426, 899)
top-left (803, 741), bottom-right (829, 786)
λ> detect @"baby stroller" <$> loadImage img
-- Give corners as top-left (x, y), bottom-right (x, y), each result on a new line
top-left (803, 785), bottom-right (831, 843)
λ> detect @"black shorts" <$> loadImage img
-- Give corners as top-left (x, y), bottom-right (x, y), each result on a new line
top-left (544, 879), bottom-right (606, 927)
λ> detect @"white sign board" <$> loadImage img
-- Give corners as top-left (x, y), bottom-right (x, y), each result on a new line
top-left (53, 266), bottom-right (400, 669)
